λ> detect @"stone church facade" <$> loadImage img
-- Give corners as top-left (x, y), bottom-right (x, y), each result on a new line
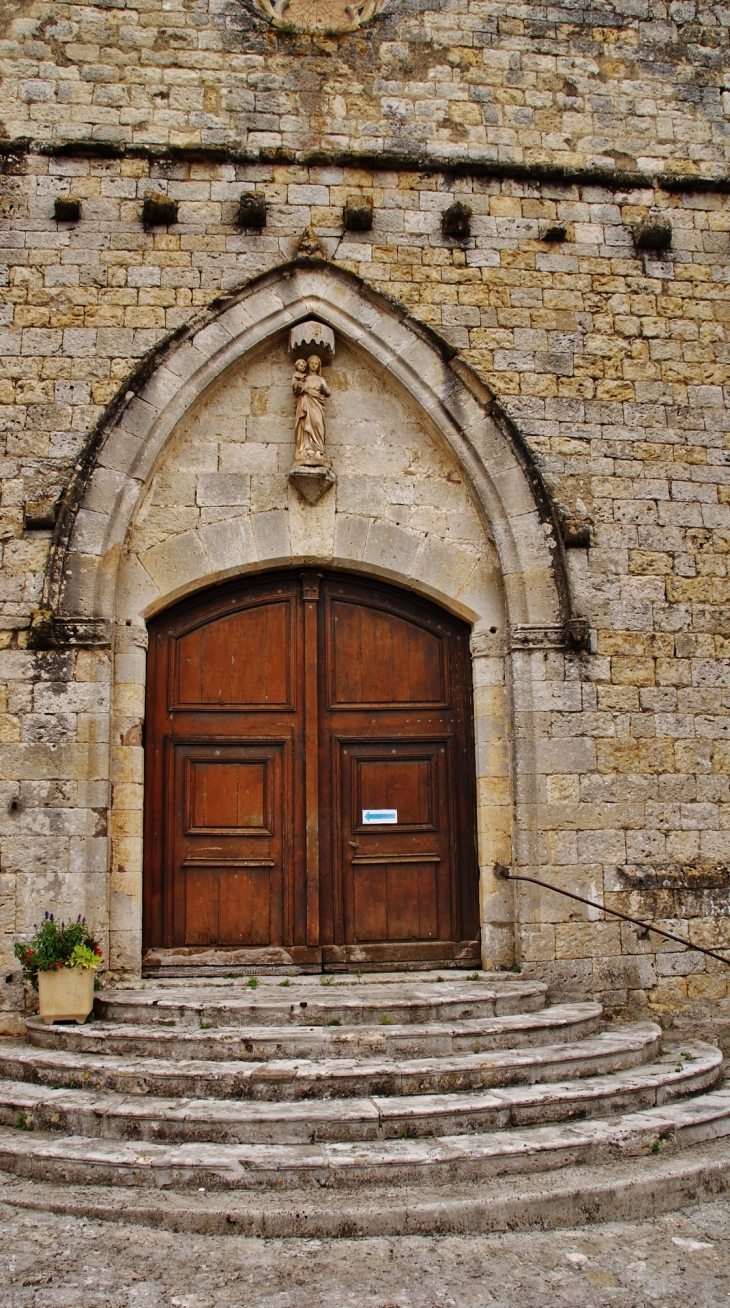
top-left (0, 0), bottom-right (728, 1043)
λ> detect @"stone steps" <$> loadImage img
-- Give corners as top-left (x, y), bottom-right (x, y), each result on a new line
top-left (2, 1137), bottom-right (730, 1237)
top-left (1, 972), bottom-right (726, 1230)
top-left (0, 1042), bottom-right (719, 1146)
top-left (24, 1000), bottom-right (602, 1062)
top-left (0, 1023), bottom-right (662, 1101)
top-left (0, 1083), bottom-right (728, 1192)
top-left (95, 975), bottom-right (546, 1028)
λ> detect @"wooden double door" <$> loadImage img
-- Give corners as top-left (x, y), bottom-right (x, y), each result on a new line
top-left (143, 570), bottom-right (480, 967)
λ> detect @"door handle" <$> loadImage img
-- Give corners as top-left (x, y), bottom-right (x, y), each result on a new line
top-left (349, 839), bottom-right (359, 849)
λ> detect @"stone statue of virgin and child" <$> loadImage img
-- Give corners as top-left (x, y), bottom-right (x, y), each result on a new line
top-left (292, 354), bottom-right (331, 468)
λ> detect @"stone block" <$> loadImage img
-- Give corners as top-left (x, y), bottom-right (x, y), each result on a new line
top-left (140, 531), bottom-right (209, 600)
top-left (251, 510), bottom-right (290, 562)
top-left (196, 474), bottom-right (250, 507)
top-left (199, 518), bottom-right (255, 576)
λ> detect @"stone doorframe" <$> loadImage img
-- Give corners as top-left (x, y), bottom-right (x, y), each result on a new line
top-left (32, 260), bottom-right (582, 974)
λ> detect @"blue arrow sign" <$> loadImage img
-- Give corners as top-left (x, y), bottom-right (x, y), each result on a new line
top-left (362, 809), bottom-right (398, 824)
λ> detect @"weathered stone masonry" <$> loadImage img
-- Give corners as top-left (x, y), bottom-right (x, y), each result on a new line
top-left (0, 0), bottom-right (729, 1043)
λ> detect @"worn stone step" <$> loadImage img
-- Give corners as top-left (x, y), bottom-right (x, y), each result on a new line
top-left (0, 1043), bottom-right (719, 1147)
top-left (0, 1080), bottom-right (727, 1192)
top-left (2, 1135), bottom-right (730, 1236)
top-left (25, 1001), bottom-right (603, 1063)
top-left (94, 975), bottom-right (546, 1028)
top-left (0, 1023), bottom-right (661, 1102)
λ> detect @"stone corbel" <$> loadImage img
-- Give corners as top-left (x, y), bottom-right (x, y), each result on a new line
top-left (28, 609), bottom-right (112, 650)
top-left (510, 619), bottom-right (591, 653)
top-left (510, 624), bottom-right (566, 651)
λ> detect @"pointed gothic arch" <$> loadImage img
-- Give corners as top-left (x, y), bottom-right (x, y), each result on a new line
top-left (29, 259), bottom-right (583, 975)
top-left (34, 259), bottom-right (572, 648)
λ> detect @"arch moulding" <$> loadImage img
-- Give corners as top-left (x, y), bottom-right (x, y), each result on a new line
top-left (33, 259), bottom-right (573, 648)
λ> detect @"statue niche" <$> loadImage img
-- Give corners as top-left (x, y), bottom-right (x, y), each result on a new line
top-left (288, 322), bottom-right (337, 505)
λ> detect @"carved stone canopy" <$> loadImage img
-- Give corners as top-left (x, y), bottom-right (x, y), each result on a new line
top-left (289, 320), bottom-right (335, 364)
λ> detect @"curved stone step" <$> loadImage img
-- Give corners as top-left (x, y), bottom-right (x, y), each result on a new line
top-left (2, 1136), bottom-right (730, 1236)
top-left (0, 1023), bottom-right (661, 1101)
top-left (25, 1001), bottom-right (603, 1063)
top-left (94, 976), bottom-right (546, 1029)
top-left (0, 1079), bottom-right (727, 1192)
top-left (0, 1043), bottom-right (719, 1146)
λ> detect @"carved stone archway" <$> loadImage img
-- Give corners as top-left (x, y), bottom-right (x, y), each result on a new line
top-left (32, 260), bottom-right (583, 974)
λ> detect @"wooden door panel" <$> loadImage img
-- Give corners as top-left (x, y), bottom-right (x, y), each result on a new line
top-left (184, 866), bottom-right (273, 946)
top-left (328, 598), bottom-right (447, 707)
top-left (172, 740), bottom-right (286, 946)
top-left (187, 759), bottom-right (269, 832)
top-left (173, 599), bottom-right (294, 709)
top-left (352, 861), bottom-right (439, 941)
top-left (336, 739), bottom-right (453, 943)
top-left (355, 756), bottom-right (436, 830)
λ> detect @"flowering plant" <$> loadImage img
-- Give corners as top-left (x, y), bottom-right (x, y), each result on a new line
top-left (14, 913), bottom-right (103, 990)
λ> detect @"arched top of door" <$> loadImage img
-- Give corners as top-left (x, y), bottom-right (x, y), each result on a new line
top-left (31, 258), bottom-right (576, 653)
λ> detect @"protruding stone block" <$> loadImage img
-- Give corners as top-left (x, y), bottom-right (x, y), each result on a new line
top-left (541, 222), bottom-right (566, 242)
top-left (561, 518), bottom-right (592, 548)
top-left (442, 201), bottom-right (472, 240)
top-left (54, 196), bottom-right (81, 223)
top-left (24, 498), bottom-right (58, 531)
top-left (634, 211), bottom-right (672, 250)
top-left (237, 192), bottom-right (266, 229)
top-left (141, 191), bottom-right (178, 229)
top-left (344, 195), bottom-right (373, 231)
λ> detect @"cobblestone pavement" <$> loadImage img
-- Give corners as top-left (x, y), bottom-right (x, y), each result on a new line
top-left (1, 1196), bottom-right (729, 1308)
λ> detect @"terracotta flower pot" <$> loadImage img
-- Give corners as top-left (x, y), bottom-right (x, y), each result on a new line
top-left (37, 967), bottom-right (95, 1025)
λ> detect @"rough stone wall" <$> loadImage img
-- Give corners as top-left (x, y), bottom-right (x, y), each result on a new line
top-left (0, 0), bottom-right (728, 172)
top-left (0, 0), bottom-right (729, 1039)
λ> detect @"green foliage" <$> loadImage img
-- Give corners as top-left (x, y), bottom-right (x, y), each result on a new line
top-left (13, 913), bottom-right (102, 990)
top-left (279, 979), bottom-right (291, 987)
top-left (246, 976), bottom-right (258, 990)
top-left (380, 1015), bottom-right (392, 1025)
top-left (15, 1112), bottom-right (32, 1131)
top-left (69, 943), bottom-right (100, 970)
top-left (397, 1125), bottom-right (417, 1140)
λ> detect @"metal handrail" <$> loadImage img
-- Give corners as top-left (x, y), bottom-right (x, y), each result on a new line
top-left (494, 866), bottom-right (730, 968)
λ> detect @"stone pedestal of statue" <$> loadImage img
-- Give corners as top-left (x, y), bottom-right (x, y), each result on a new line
top-left (288, 462), bottom-right (337, 504)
